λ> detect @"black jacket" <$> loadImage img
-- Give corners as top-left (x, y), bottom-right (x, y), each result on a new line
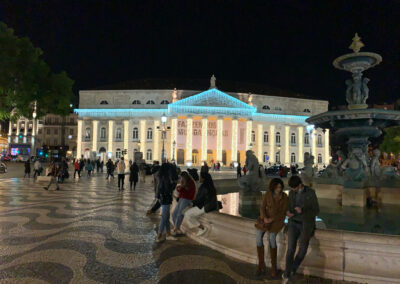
top-left (158, 176), bottom-right (175, 205)
top-left (192, 183), bottom-right (217, 213)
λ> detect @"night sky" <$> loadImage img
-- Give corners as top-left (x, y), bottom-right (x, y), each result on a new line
top-left (0, 0), bottom-right (399, 106)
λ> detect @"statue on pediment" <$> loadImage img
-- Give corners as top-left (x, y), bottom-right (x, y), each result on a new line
top-left (210, 74), bottom-right (216, 89)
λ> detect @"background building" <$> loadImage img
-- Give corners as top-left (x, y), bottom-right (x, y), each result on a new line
top-left (75, 79), bottom-right (329, 167)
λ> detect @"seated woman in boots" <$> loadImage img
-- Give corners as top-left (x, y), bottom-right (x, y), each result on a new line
top-left (255, 178), bottom-right (288, 278)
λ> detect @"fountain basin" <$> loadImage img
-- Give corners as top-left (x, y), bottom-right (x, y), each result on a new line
top-left (333, 52), bottom-right (382, 72)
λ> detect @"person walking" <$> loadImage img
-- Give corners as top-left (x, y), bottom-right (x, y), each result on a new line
top-left (172, 171), bottom-right (196, 235)
top-left (85, 159), bottom-right (94, 177)
top-left (254, 178), bottom-right (288, 278)
top-left (117, 157), bottom-right (126, 191)
top-left (183, 172), bottom-right (218, 236)
top-left (106, 159), bottom-right (114, 180)
top-left (243, 165), bottom-right (247, 176)
top-left (33, 159), bottom-right (42, 179)
top-left (24, 160), bottom-right (31, 178)
top-left (282, 175), bottom-right (319, 283)
top-left (100, 160), bottom-right (104, 173)
top-left (79, 159), bottom-right (85, 178)
top-left (237, 163), bottom-right (242, 178)
top-left (96, 159), bottom-right (100, 173)
top-left (43, 162), bottom-right (61, 191)
top-left (74, 159), bottom-right (80, 178)
top-left (155, 163), bottom-right (178, 243)
top-left (129, 160), bottom-right (139, 190)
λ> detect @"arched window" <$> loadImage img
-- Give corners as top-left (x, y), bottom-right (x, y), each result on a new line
top-left (291, 132), bottom-right (296, 145)
top-left (264, 131), bottom-right (268, 143)
top-left (160, 100), bottom-right (169, 104)
top-left (85, 127), bottom-right (91, 139)
top-left (291, 153), bottom-right (296, 163)
top-left (100, 100), bottom-right (108, 105)
top-left (262, 105), bottom-right (270, 110)
top-left (132, 127), bottom-right (138, 140)
top-left (146, 100), bottom-right (155, 104)
top-left (132, 100), bottom-right (141, 104)
top-left (276, 132), bottom-right (281, 145)
top-left (251, 130), bottom-right (255, 143)
top-left (147, 128), bottom-right (153, 140)
top-left (317, 134), bottom-right (322, 145)
top-left (303, 108), bottom-right (311, 113)
top-left (116, 128), bottom-right (122, 140)
top-left (318, 153), bottom-right (322, 164)
top-left (263, 152), bottom-right (269, 162)
top-left (146, 149), bottom-right (152, 161)
top-left (100, 127), bottom-right (106, 139)
top-left (276, 152), bottom-right (280, 163)
top-left (274, 106), bottom-right (282, 111)
top-left (304, 133), bottom-right (310, 145)
top-left (116, 148), bottom-right (121, 158)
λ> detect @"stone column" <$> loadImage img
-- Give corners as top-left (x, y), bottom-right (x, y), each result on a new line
top-left (16, 120), bottom-right (20, 136)
top-left (108, 120), bottom-right (114, 158)
top-left (24, 120), bottom-right (28, 136)
top-left (77, 119), bottom-right (83, 158)
top-left (284, 125), bottom-right (290, 165)
top-left (269, 125), bottom-right (275, 163)
top-left (246, 120), bottom-right (253, 150)
top-left (216, 117), bottom-right (223, 162)
top-left (201, 117), bottom-right (208, 161)
top-left (154, 119), bottom-right (160, 161)
top-left (140, 120), bottom-right (146, 153)
top-left (257, 124), bottom-right (263, 163)
top-left (92, 120), bottom-right (99, 154)
top-left (312, 129), bottom-right (317, 164)
top-left (8, 120), bottom-right (12, 136)
top-left (298, 126), bottom-right (304, 164)
top-left (170, 118), bottom-right (177, 161)
top-left (325, 129), bottom-right (330, 164)
top-left (231, 118), bottom-right (238, 162)
top-left (123, 120), bottom-right (129, 156)
top-left (32, 119), bottom-right (36, 136)
top-left (186, 117), bottom-right (193, 162)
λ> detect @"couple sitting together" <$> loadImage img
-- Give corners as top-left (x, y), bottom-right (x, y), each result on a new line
top-left (156, 164), bottom-right (218, 243)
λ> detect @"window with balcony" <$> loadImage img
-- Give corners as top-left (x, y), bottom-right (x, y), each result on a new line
top-left (317, 134), bottom-right (322, 146)
top-left (291, 132), bottom-right (296, 145)
top-left (146, 149), bottom-right (152, 160)
top-left (304, 133), bottom-right (310, 145)
top-left (264, 131), bottom-right (268, 143)
top-left (276, 132), bottom-right (281, 145)
top-left (116, 128), bottom-right (122, 140)
top-left (132, 127), bottom-right (139, 140)
top-left (291, 153), bottom-right (296, 163)
top-left (147, 128), bottom-right (153, 140)
top-left (100, 127), bottom-right (106, 139)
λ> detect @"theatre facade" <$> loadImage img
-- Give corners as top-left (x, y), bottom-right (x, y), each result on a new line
top-left (75, 83), bottom-right (329, 167)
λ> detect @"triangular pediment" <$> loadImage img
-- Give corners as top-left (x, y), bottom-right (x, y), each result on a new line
top-left (171, 88), bottom-right (255, 109)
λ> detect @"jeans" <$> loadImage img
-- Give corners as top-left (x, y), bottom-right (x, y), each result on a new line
top-left (172, 198), bottom-right (192, 229)
top-left (284, 221), bottom-right (312, 277)
top-left (158, 204), bottom-right (171, 234)
top-left (118, 174), bottom-right (125, 188)
top-left (256, 229), bottom-right (278, 248)
top-left (151, 199), bottom-right (161, 212)
top-left (33, 170), bottom-right (40, 179)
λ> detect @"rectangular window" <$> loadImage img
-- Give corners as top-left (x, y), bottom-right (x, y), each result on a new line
top-left (70, 129), bottom-right (73, 135)
top-left (46, 128), bottom-right (50, 135)
top-left (54, 129), bottom-right (58, 134)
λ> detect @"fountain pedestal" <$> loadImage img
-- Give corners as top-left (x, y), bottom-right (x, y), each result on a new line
top-left (342, 188), bottom-right (368, 207)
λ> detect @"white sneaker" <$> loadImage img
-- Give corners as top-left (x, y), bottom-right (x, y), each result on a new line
top-left (166, 235), bottom-right (177, 241)
top-left (196, 228), bottom-right (207, 237)
top-left (176, 229), bottom-right (185, 235)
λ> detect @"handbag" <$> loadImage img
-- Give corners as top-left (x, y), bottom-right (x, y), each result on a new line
top-left (254, 217), bottom-right (272, 231)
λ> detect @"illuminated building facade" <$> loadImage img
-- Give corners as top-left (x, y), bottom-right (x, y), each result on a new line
top-left (75, 81), bottom-right (330, 166)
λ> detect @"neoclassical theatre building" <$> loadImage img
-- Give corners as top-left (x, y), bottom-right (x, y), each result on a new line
top-left (75, 79), bottom-right (329, 167)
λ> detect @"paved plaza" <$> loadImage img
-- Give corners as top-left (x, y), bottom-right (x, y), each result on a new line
top-left (0, 174), bottom-right (348, 284)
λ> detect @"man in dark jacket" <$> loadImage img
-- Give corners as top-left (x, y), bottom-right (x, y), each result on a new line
top-left (283, 175), bottom-right (319, 283)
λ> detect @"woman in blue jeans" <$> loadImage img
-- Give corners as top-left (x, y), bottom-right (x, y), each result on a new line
top-left (255, 178), bottom-right (288, 278)
top-left (156, 163), bottom-right (178, 243)
top-left (172, 171), bottom-right (196, 235)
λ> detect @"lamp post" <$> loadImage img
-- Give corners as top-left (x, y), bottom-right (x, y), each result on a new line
top-left (161, 114), bottom-right (167, 162)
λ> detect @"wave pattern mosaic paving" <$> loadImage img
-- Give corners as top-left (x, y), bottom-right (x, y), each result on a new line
top-left (0, 176), bottom-right (352, 283)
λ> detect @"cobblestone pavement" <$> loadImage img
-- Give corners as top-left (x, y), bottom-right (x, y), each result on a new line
top-left (0, 174), bottom-right (351, 284)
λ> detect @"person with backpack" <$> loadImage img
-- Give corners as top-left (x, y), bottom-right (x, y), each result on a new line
top-left (117, 157), bottom-right (126, 191)
top-left (183, 172), bottom-right (218, 236)
top-left (85, 159), bottom-right (94, 177)
top-left (155, 163), bottom-right (178, 243)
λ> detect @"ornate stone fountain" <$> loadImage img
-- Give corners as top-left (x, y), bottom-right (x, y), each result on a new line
top-left (306, 34), bottom-right (400, 205)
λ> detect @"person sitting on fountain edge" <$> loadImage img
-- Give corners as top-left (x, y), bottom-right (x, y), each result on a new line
top-left (282, 175), bottom-right (319, 283)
